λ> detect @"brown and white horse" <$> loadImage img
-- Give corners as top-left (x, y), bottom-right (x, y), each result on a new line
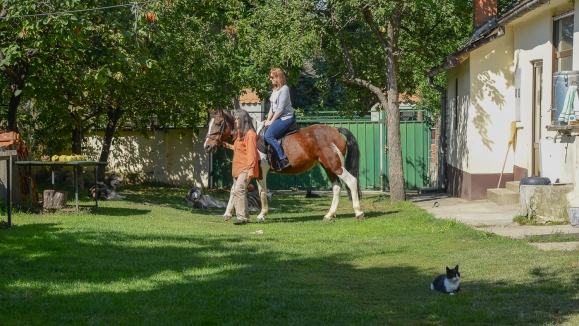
top-left (203, 108), bottom-right (364, 221)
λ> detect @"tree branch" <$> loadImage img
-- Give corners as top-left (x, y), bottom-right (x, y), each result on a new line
top-left (343, 76), bottom-right (387, 103)
top-left (81, 106), bottom-right (105, 122)
top-left (362, 6), bottom-right (389, 55)
top-left (0, 63), bottom-right (22, 84)
top-left (338, 28), bottom-right (356, 78)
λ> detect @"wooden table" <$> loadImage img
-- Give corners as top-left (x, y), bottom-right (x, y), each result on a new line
top-left (15, 161), bottom-right (109, 211)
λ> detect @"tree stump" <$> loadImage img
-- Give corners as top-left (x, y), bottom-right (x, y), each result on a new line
top-left (43, 190), bottom-right (68, 210)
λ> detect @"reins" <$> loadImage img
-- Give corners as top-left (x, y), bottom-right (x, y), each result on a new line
top-left (206, 110), bottom-right (234, 165)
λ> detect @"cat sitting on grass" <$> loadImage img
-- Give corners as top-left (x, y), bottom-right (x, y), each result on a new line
top-left (431, 265), bottom-right (460, 295)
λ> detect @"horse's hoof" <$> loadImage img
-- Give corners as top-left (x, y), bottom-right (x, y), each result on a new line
top-left (223, 215), bottom-right (232, 222)
top-left (356, 212), bottom-right (365, 220)
top-left (323, 214), bottom-right (335, 221)
top-left (256, 216), bottom-right (265, 222)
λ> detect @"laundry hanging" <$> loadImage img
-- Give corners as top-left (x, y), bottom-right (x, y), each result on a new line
top-left (558, 85), bottom-right (579, 123)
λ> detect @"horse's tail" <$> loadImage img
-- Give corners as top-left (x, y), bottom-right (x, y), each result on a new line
top-left (338, 128), bottom-right (362, 201)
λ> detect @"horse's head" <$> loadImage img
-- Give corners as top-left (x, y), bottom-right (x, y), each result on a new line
top-left (203, 108), bottom-right (234, 153)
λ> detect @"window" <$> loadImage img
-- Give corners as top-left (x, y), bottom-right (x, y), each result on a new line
top-left (554, 12), bottom-right (574, 72)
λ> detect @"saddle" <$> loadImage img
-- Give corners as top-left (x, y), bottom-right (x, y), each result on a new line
top-left (257, 121), bottom-right (298, 165)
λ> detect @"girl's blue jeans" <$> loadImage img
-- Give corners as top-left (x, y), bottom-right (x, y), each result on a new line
top-left (264, 117), bottom-right (295, 160)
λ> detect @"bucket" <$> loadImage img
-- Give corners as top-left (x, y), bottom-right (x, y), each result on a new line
top-left (566, 207), bottom-right (579, 227)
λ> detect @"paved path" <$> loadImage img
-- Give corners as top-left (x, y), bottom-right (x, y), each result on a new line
top-left (409, 192), bottom-right (579, 251)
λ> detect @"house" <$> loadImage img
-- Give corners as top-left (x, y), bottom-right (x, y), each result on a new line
top-left (239, 88), bottom-right (265, 123)
top-left (428, 0), bottom-right (579, 200)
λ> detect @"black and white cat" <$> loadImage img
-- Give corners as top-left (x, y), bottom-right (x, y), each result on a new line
top-left (431, 265), bottom-right (461, 295)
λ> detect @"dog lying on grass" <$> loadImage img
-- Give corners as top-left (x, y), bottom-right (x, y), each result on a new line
top-left (88, 173), bottom-right (124, 201)
top-left (185, 186), bottom-right (274, 211)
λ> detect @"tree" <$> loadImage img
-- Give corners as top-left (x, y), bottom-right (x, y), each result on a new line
top-left (4, 0), bottom-right (249, 181)
top-left (239, 0), bottom-right (472, 203)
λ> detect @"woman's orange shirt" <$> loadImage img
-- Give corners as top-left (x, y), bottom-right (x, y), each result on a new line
top-left (232, 130), bottom-right (259, 178)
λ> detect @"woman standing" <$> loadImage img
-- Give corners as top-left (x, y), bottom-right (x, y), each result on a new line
top-left (222, 109), bottom-right (259, 225)
top-left (264, 67), bottom-right (295, 171)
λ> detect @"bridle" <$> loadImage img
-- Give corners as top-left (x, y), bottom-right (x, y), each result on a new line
top-left (206, 109), bottom-right (234, 164)
top-left (205, 109), bottom-right (233, 146)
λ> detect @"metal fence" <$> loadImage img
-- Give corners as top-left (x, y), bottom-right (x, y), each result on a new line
top-left (211, 110), bottom-right (431, 191)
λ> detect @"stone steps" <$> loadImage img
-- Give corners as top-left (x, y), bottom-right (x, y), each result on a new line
top-left (487, 181), bottom-right (520, 206)
top-left (506, 181), bottom-right (520, 193)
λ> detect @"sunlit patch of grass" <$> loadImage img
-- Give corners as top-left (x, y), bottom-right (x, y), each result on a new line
top-left (525, 231), bottom-right (579, 243)
top-left (513, 215), bottom-right (538, 225)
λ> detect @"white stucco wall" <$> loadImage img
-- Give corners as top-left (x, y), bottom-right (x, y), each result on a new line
top-left (512, 2), bottom-right (573, 174)
top-left (84, 128), bottom-right (210, 187)
top-left (467, 28), bottom-right (515, 174)
top-left (446, 59), bottom-right (471, 171)
top-left (574, 0), bottom-right (579, 70)
top-left (446, 0), bottom-right (573, 176)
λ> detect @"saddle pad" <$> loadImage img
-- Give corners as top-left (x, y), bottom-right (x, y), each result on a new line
top-left (257, 126), bottom-right (299, 154)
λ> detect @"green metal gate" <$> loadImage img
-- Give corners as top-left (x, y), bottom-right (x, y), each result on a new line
top-left (210, 110), bottom-right (431, 191)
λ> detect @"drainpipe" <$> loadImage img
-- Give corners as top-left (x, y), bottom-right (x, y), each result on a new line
top-left (498, 0), bottom-right (551, 26)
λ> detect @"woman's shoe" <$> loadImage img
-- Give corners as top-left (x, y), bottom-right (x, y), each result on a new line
top-left (233, 217), bottom-right (249, 225)
top-left (276, 158), bottom-right (290, 171)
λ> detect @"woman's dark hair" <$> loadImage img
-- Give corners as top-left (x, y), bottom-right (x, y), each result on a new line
top-left (232, 109), bottom-right (255, 141)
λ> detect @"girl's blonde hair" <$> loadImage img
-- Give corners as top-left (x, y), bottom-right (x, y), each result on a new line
top-left (269, 67), bottom-right (287, 90)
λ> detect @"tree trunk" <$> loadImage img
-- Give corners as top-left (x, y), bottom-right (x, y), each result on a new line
top-left (385, 11), bottom-right (406, 203)
top-left (97, 106), bottom-right (123, 180)
top-left (43, 190), bottom-right (68, 210)
top-left (7, 88), bottom-right (21, 133)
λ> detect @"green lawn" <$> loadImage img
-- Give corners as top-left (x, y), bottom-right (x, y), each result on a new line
top-left (1, 185), bottom-right (578, 325)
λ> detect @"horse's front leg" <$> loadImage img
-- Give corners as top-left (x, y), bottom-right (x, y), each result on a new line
top-left (223, 184), bottom-right (235, 221)
top-left (256, 158), bottom-right (269, 221)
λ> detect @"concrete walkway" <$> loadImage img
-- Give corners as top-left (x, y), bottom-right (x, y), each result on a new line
top-left (409, 192), bottom-right (579, 251)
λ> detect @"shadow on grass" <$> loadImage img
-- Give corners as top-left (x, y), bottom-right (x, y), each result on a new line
top-left (87, 207), bottom-right (152, 217)
top-left (1, 222), bottom-right (578, 325)
top-left (117, 186), bottom-right (389, 219)
top-left (259, 209), bottom-right (401, 224)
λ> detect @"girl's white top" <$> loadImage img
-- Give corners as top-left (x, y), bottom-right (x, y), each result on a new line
top-left (269, 85), bottom-right (294, 120)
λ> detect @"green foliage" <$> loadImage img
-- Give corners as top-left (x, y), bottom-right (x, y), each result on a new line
top-left (1, 0), bottom-right (252, 158)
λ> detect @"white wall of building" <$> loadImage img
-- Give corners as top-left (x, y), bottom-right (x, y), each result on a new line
top-left (512, 3), bottom-right (572, 174)
top-left (446, 0), bottom-right (573, 176)
top-left (467, 27), bottom-right (515, 174)
top-left (84, 128), bottom-right (210, 187)
top-left (446, 58), bottom-right (471, 171)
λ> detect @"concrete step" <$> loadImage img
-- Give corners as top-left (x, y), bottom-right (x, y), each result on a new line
top-left (506, 181), bottom-right (520, 193)
top-left (487, 188), bottom-right (519, 206)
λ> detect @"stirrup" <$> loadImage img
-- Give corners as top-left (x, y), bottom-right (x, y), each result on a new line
top-left (276, 158), bottom-right (290, 171)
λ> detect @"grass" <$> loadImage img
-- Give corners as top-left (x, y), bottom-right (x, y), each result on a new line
top-left (525, 231), bottom-right (579, 243)
top-left (513, 215), bottom-right (539, 226)
top-left (1, 184), bottom-right (578, 325)
top-left (513, 215), bottom-right (569, 226)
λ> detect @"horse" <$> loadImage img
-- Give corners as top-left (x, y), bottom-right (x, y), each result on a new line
top-left (203, 108), bottom-right (364, 221)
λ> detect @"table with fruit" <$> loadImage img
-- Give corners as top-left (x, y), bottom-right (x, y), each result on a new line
top-left (39, 154), bottom-right (91, 163)
top-left (16, 157), bottom-right (108, 211)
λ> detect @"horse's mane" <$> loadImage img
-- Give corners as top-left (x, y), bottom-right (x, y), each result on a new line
top-left (255, 118), bottom-right (264, 134)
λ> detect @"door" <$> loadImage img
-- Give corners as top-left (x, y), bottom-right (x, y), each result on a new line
top-left (532, 61), bottom-right (543, 176)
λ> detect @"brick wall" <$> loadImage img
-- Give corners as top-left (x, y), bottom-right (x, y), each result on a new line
top-left (473, 0), bottom-right (497, 30)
